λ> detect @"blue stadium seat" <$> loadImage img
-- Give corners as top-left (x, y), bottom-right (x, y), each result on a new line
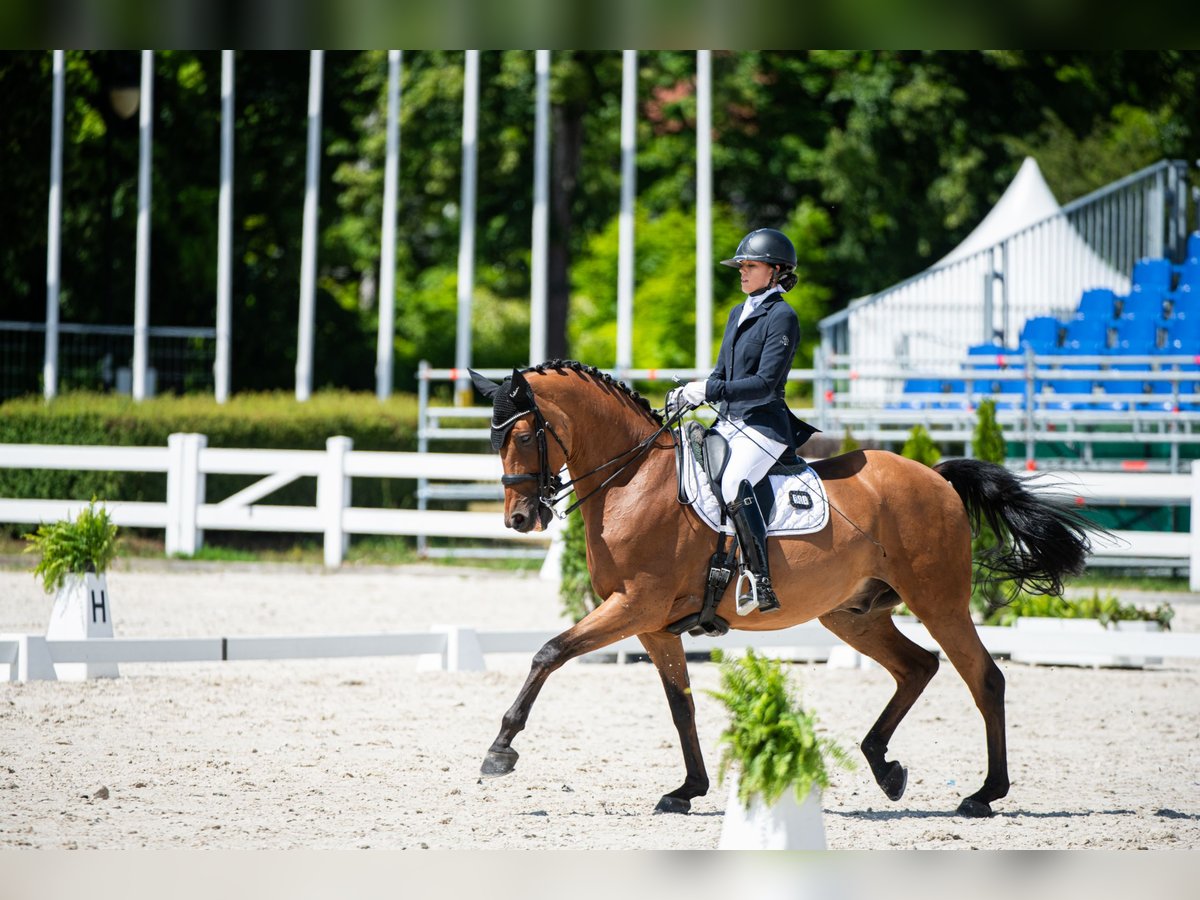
top-left (1047, 328), bottom-right (1104, 409)
top-left (1100, 319), bottom-right (1158, 410)
top-left (1119, 291), bottom-right (1166, 322)
top-left (1075, 288), bottom-right (1117, 321)
top-left (897, 378), bottom-right (946, 410)
top-left (1019, 316), bottom-right (1062, 353)
top-left (1132, 258), bottom-right (1173, 295)
top-left (963, 344), bottom-right (1026, 409)
top-left (1062, 317), bottom-right (1111, 350)
top-left (1164, 316), bottom-right (1200, 353)
top-left (895, 377), bottom-right (967, 410)
top-left (1176, 259), bottom-right (1200, 292)
top-left (1187, 231), bottom-right (1200, 261)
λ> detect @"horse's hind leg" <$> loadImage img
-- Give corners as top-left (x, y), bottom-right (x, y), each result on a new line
top-left (913, 605), bottom-right (1009, 818)
top-left (819, 609), bottom-right (940, 803)
top-left (638, 631), bottom-right (709, 814)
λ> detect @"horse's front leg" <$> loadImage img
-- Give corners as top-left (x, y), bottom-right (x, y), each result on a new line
top-left (638, 630), bottom-right (709, 814)
top-left (481, 592), bottom-right (655, 778)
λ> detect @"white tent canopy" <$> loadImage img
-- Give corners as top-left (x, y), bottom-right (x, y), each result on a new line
top-left (825, 157), bottom-right (1133, 379)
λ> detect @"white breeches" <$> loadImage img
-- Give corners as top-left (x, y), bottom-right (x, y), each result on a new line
top-left (714, 418), bottom-right (787, 506)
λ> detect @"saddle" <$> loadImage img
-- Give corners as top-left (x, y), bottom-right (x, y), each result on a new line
top-left (686, 421), bottom-right (808, 522)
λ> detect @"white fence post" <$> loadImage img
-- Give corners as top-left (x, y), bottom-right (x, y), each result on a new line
top-left (17, 635), bottom-right (58, 682)
top-left (166, 433), bottom-right (206, 557)
top-left (320, 436), bottom-right (353, 567)
top-left (1190, 460), bottom-right (1200, 592)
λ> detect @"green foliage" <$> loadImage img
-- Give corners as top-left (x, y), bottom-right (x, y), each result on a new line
top-left (707, 649), bottom-right (853, 810)
top-left (972, 398), bottom-right (1006, 465)
top-left (559, 505), bottom-right (598, 622)
top-left (900, 424), bottom-right (941, 467)
top-left (24, 499), bottom-right (119, 593)
top-left (984, 589), bottom-right (1174, 629)
top-left (5, 52), bottom-right (1200, 395)
top-left (838, 428), bottom-right (861, 454)
top-left (970, 399), bottom-right (1007, 616)
top-left (0, 391), bottom-right (420, 532)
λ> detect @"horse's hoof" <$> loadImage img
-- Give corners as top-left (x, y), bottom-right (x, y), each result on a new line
top-left (480, 748), bottom-right (519, 778)
top-left (654, 795), bottom-right (691, 815)
top-left (956, 797), bottom-right (994, 818)
top-left (880, 761), bottom-right (907, 801)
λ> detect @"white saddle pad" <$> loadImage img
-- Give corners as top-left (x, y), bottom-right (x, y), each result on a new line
top-left (678, 444), bottom-right (830, 537)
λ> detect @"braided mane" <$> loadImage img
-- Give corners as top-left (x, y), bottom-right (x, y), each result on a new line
top-left (523, 359), bottom-right (664, 426)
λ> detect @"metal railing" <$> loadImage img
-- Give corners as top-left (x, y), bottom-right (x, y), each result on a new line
top-left (0, 320), bottom-right (215, 400)
top-left (819, 159), bottom-right (1193, 369)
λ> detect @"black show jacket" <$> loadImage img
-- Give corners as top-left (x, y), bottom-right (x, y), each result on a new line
top-left (704, 292), bottom-right (806, 448)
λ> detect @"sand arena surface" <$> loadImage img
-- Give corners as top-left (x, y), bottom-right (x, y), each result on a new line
top-left (1, 564), bottom-right (1198, 850)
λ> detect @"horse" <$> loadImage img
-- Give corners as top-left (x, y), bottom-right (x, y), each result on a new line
top-left (469, 360), bottom-right (1096, 819)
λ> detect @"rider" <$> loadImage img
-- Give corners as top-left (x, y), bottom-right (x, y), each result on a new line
top-left (678, 227), bottom-right (813, 614)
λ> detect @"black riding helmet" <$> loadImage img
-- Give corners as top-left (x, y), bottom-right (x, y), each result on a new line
top-left (720, 228), bottom-right (797, 270)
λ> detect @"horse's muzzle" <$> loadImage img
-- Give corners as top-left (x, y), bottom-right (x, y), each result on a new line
top-left (505, 499), bottom-right (548, 533)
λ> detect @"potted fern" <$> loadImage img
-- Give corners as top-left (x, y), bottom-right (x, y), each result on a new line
top-left (708, 649), bottom-right (852, 850)
top-left (24, 500), bottom-right (120, 680)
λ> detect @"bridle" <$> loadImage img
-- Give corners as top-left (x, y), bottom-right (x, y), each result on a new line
top-left (500, 389), bottom-right (684, 521)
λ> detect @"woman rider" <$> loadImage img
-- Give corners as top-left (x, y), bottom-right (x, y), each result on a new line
top-left (677, 228), bottom-right (814, 614)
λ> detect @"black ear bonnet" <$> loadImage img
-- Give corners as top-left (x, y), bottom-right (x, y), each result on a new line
top-left (470, 368), bottom-right (534, 451)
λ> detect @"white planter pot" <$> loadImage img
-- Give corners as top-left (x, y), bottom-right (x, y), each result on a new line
top-left (45, 572), bottom-right (118, 680)
top-left (1011, 617), bottom-right (1163, 668)
top-left (718, 777), bottom-right (826, 850)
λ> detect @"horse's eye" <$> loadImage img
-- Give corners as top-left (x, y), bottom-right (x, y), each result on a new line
top-left (518, 433), bottom-right (533, 446)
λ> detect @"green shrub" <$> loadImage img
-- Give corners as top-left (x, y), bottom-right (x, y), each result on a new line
top-left (900, 424), bottom-right (941, 467)
top-left (984, 589), bottom-right (1174, 629)
top-left (838, 428), bottom-right (860, 454)
top-left (24, 499), bottom-right (119, 593)
top-left (708, 649), bottom-right (853, 810)
top-left (559, 505), bottom-right (598, 622)
top-left (0, 391), bottom-right (421, 535)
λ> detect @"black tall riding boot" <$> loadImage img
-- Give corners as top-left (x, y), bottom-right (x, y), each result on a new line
top-left (728, 479), bottom-right (781, 614)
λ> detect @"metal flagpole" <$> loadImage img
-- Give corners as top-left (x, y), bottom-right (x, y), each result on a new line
top-left (454, 49), bottom-right (479, 406)
top-left (44, 50), bottom-right (64, 402)
top-left (296, 49), bottom-right (324, 402)
top-left (616, 49), bottom-right (636, 374)
top-left (529, 49), bottom-right (550, 367)
top-left (376, 50), bottom-right (402, 401)
top-left (132, 50), bottom-right (154, 401)
top-left (215, 49), bottom-right (234, 403)
top-left (695, 50), bottom-right (713, 373)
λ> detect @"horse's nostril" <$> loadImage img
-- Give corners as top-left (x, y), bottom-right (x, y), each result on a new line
top-left (510, 512), bottom-right (526, 529)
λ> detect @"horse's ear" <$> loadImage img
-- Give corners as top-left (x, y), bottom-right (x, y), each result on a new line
top-left (469, 369), bottom-right (501, 402)
top-left (508, 367), bottom-right (534, 410)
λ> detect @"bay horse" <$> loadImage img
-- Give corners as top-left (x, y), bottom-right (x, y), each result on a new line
top-left (470, 361), bottom-right (1095, 818)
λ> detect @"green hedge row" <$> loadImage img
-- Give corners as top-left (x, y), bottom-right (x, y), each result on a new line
top-left (0, 392), bottom-right (422, 528)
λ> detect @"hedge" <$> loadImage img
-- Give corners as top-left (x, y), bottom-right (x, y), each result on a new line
top-left (0, 391), bottom-right (421, 531)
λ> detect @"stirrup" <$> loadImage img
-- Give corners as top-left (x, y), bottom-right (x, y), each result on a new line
top-left (735, 569), bottom-right (758, 617)
top-left (735, 568), bottom-right (781, 616)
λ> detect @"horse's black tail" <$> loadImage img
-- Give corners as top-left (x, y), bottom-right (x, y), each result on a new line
top-left (934, 458), bottom-right (1099, 597)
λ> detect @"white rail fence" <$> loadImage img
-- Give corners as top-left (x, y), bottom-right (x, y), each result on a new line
top-left (6, 620), bottom-right (1200, 682)
top-left (0, 434), bottom-right (556, 568)
top-left (2, 435), bottom-right (1200, 582)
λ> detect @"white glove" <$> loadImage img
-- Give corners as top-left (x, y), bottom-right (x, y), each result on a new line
top-left (680, 380), bottom-right (708, 406)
